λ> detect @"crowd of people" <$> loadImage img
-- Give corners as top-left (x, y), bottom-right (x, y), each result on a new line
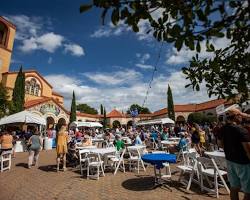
top-left (1, 107), bottom-right (250, 199)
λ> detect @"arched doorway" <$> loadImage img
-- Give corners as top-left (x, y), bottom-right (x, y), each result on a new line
top-left (47, 116), bottom-right (55, 129)
top-left (57, 118), bottom-right (66, 131)
top-left (176, 115), bottom-right (185, 124)
top-left (112, 120), bottom-right (121, 128)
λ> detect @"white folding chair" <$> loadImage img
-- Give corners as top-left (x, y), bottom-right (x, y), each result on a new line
top-left (0, 150), bottom-right (12, 172)
top-left (178, 150), bottom-right (200, 188)
top-left (79, 149), bottom-right (90, 175)
top-left (176, 144), bottom-right (188, 163)
top-left (87, 153), bottom-right (105, 180)
top-left (109, 149), bottom-right (125, 173)
top-left (128, 147), bottom-right (146, 174)
top-left (196, 157), bottom-right (230, 198)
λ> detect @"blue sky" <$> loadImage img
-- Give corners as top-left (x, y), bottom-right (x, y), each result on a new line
top-left (1, 0), bottom-right (230, 112)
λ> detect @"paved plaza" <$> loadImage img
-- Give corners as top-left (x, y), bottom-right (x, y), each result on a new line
top-left (0, 150), bottom-right (237, 200)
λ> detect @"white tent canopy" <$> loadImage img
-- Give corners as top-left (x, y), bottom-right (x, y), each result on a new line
top-left (0, 111), bottom-right (46, 126)
top-left (136, 117), bottom-right (175, 126)
top-left (69, 121), bottom-right (103, 128)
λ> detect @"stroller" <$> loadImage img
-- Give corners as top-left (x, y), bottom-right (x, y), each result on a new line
top-left (66, 141), bottom-right (79, 167)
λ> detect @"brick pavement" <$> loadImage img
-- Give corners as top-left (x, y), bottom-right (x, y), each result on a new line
top-left (0, 150), bottom-right (237, 200)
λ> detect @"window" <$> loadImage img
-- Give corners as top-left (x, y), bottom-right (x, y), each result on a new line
top-left (25, 78), bottom-right (41, 96)
top-left (0, 22), bottom-right (8, 47)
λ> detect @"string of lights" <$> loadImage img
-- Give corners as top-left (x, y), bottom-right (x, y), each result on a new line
top-left (142, 41), bottom-right (164, 108)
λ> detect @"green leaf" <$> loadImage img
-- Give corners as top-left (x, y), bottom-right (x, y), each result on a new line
top-left (197, 9), bottom-right (207, 21)
top-left (196, 41), bottom-right (201, 52)
top-left (111, 9), bottom-right (120, 26)
top-left (195, 84), bottom-right (200, 91)
top-left (172, 24), bottom-right (181, 36)
top-left (175, 38), bottom-right (183, 51)
top-left (215, 31), bottom-right (224, 38)
top-left (132, 24), bottom-right (139, 32)
top-left (79, 4), bottom-right (93, 13)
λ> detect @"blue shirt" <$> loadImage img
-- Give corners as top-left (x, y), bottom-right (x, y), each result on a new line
top-left (150, 132), bottom-right (158, 141)
top-left (177, 138), bottom-right (187, 150)
top-left (134, 135), bottom-right (143, 145)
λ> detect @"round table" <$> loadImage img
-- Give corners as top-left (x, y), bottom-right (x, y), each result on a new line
top-left (142, 153), bottom-right (176, 169)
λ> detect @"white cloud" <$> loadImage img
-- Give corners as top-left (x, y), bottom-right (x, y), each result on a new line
top-left (4, 15), bottom-right (42, 40)
top-left (135, 63), bottom-right (154, 70)
top-left (138, 53), bottom-right (150, 64)
top-left (48, 57), bottom-right (53, 64)
top-left (5, 15), bottom-right (84, 56)
top-left (166, 37), bottom-right (231, 64)
top-left (83, 69), bottom-right (142, 85)
top-left (44, 70), bottom-right (213, 112)
top-left (19, 32), bottom-right (64, 53)
top-left (90, 28), bottom-right (112, 38)
top-left (64, 43), bottom-right (85, 57)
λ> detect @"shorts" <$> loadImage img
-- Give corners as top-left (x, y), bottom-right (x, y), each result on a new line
top-left (226, 160), bottom-right (250, 193)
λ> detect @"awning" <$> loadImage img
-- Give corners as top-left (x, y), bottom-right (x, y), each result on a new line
top-left (69, 121), bottom-right (103, 128)
top-left (136, 117), bottom-right (174, 126)
top-left (0, 111), bottom-right (46, 126)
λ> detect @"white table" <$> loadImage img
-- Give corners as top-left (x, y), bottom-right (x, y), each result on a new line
top-left (76, 145), bottom-right (97, 150)
top-left (127, 145), bottom-right (146, 150)
top-left (205, 151), bottom-right (226, 169)
top-left (90, 147), bottom-right (116, 155)
top-left (92, 138), bottom-right (104, 143)
top-left (205, 151), bottom-right (225, 158)
top-left (168, 137), bottom-right (180, 142)
top-left (161, 141), bottom-right (178, 145)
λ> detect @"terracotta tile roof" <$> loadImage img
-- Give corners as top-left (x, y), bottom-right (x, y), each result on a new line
top-left (138, 113), bottom-right (153, 117)
top-left (153, 99), bottom-right (232, 116)
top-left (195, 99), bottom-right (229, 111)
top-left (52, 91), bottom-right (63, 97)
top-left (107, 109), bottom-right (124, 118)
top-left (77, 112), bottom-right (102, 118)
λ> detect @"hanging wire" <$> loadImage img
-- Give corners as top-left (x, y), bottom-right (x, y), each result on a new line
top-left (142, 41), bottom-right (164, 108)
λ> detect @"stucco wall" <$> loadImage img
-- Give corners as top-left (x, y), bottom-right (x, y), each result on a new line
top-left (0, 25), bottom-right (15, 81)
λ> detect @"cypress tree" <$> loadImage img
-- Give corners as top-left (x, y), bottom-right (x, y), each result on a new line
top-left (0, 83), bottom-right (9, 117)
top-left (69, 91), bottom-right (76, 123)
top-left (11, 66), bottom-right (25, 114)
top-left (100, 104), bottom-right (104, 115)
top-left (167, 84), bottom-right (175, 121)
top-left (103, 107), bottom-right (107, 129)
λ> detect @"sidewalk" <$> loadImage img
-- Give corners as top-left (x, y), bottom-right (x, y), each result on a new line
top-left (0, 150), bottom-right (232, 200)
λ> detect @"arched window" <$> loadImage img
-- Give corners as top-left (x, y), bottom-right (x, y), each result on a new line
top-left (25, 78), bottom-right (41, 96)
top-left (0, 22), bottom-right (8, 47)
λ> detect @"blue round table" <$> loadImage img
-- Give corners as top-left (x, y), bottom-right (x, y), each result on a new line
top-left (142, 153), bottom-right (176, 169)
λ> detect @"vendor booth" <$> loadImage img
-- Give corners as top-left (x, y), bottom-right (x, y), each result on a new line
top-left (0, 111), bottom-right (47, 152)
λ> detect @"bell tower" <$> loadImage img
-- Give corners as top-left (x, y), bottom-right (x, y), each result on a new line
top-left (0, 16), bottom-right (16, 81)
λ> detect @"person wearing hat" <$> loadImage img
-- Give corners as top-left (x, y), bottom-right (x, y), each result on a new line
top-left (218, 108), bottom-right (250, 200)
